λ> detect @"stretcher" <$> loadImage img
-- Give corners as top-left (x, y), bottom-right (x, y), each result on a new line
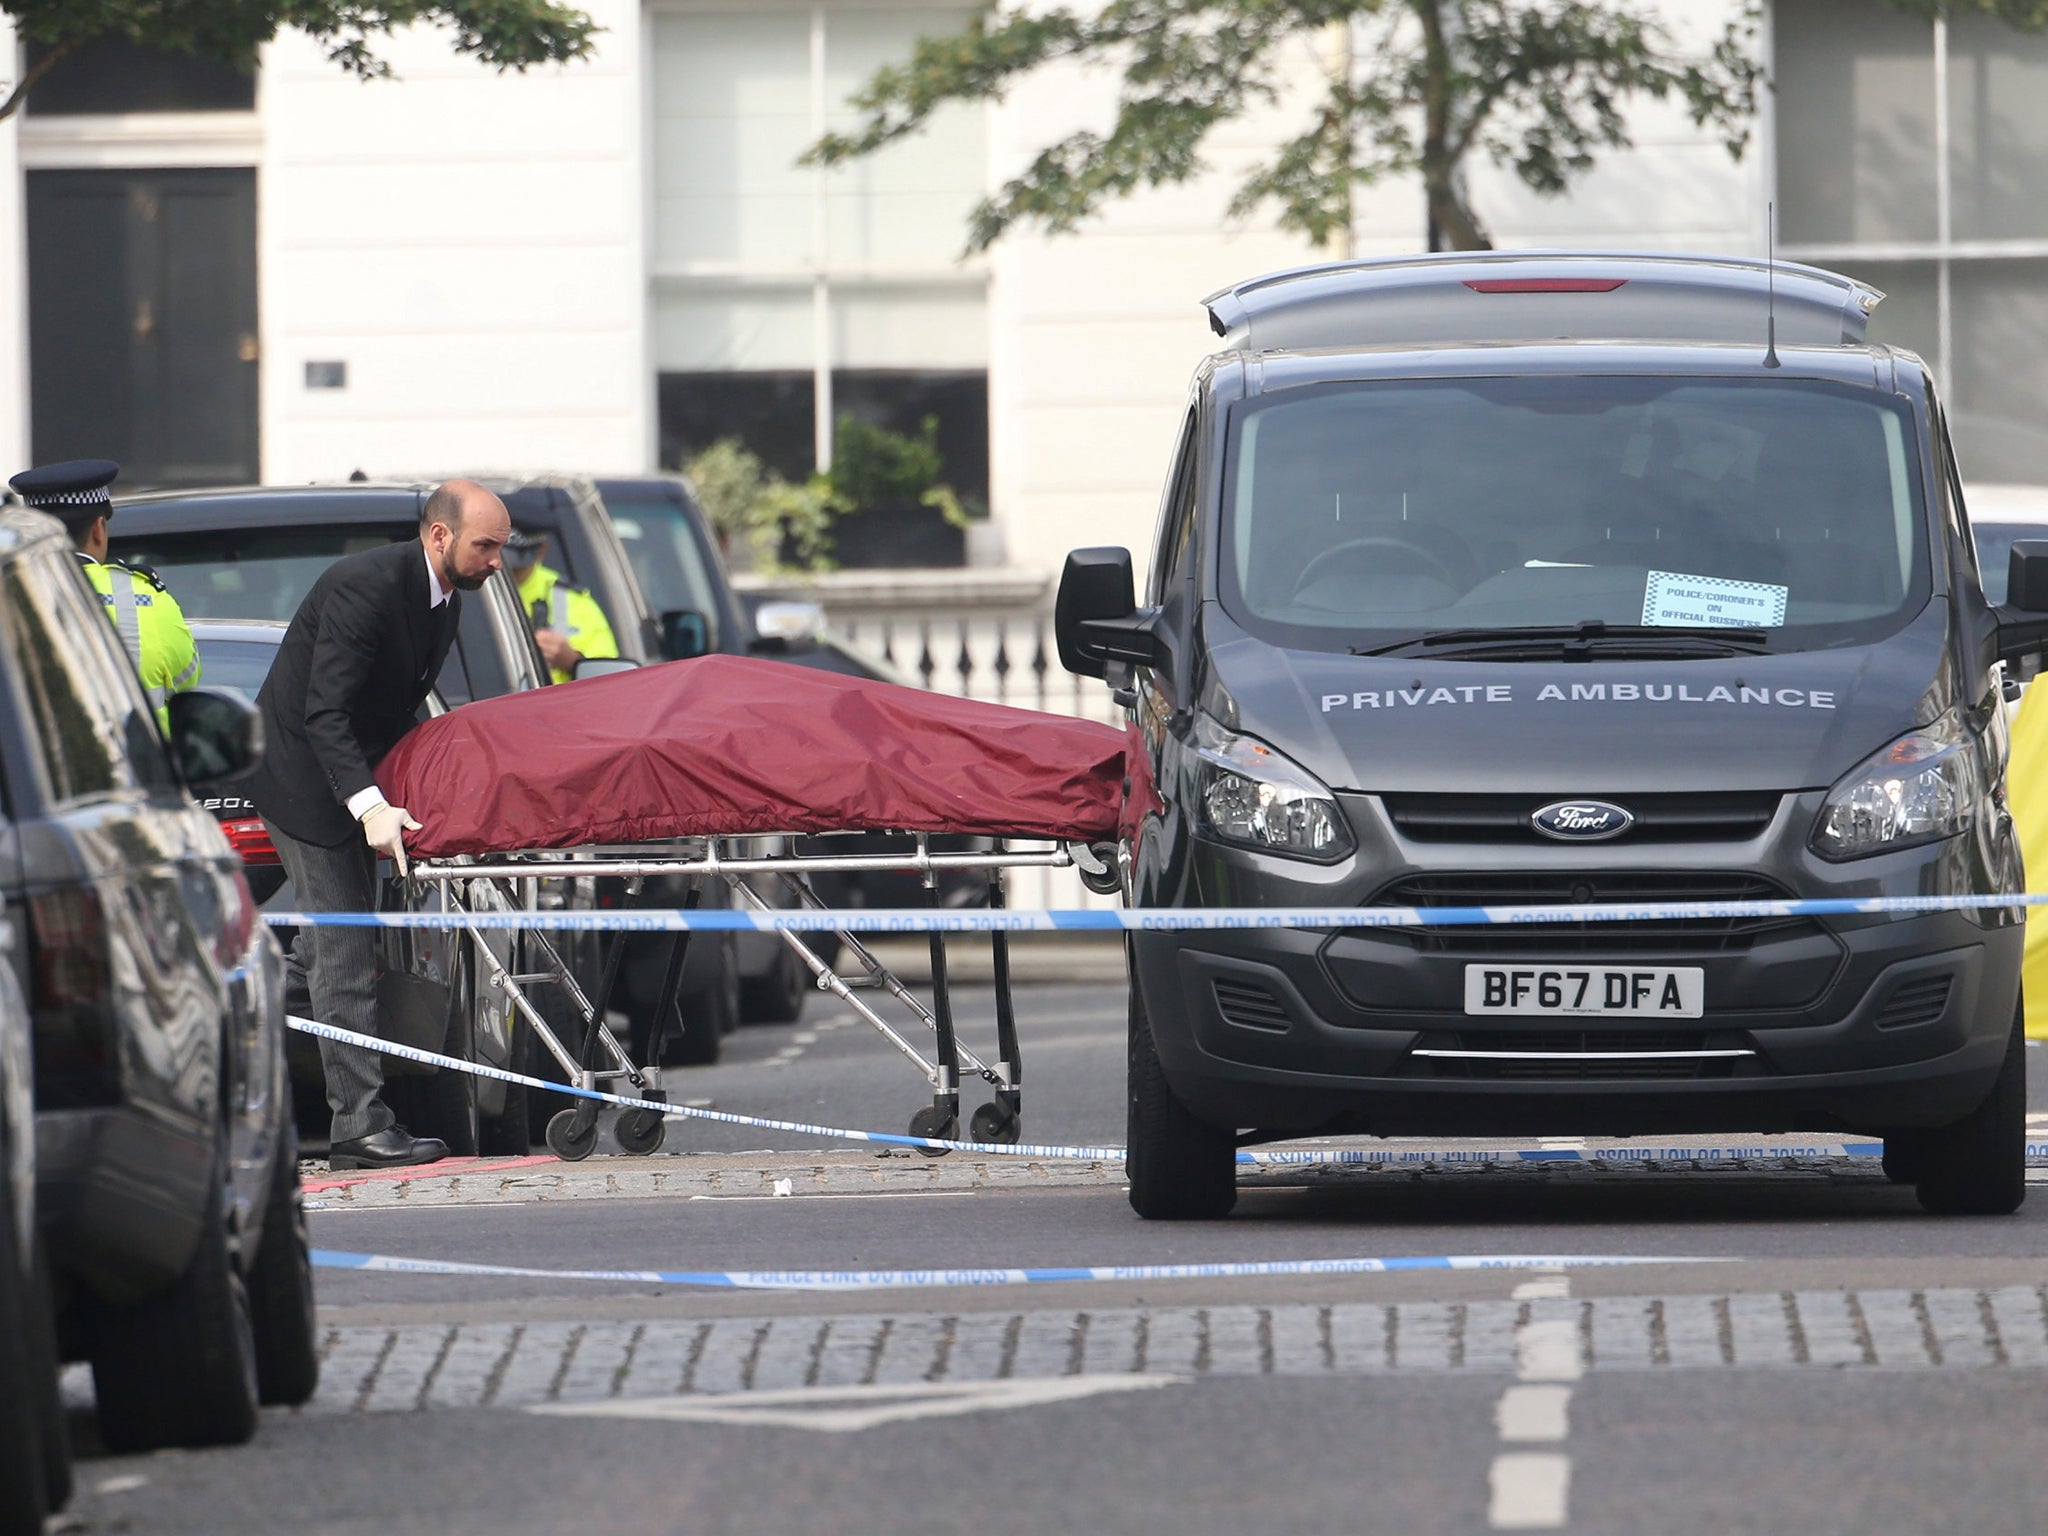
top-left (376, 655), bottom-right (1130, 1160)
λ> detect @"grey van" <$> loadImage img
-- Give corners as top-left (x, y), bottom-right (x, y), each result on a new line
top-left (1055, 253), bottom-right (2048, 1220)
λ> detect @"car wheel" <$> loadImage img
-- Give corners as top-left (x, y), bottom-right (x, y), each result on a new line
top-left (1879, 1135), bottom-right (1924, 1185)
top-left (1915, 1000), bottom-right (2027, 1216)
top-left (480, 1017), bottom-right (534, 1157)
top-left (247, 1122), bottom-right (320, 1407)
top-left (741, 942), bottom-right (810, 1025)
top-left (1126, 980), bottom-right (1236, 1220)
top-left (658, 938), bottom-right (735, 1068)
top-left (384, 991), bottom-right (480, 1157)
top-left (0, 1169), bottom-right (67, 1531)
top-left (91, 1150), bottom-right (261, 1452)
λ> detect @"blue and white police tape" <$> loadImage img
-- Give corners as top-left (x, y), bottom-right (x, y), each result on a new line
top-left (264, 891), bottom-right (2048, 934)
top-left (308, 1247), bottom-right (1727, 1291)
top-left (286, 1017), bottom-right (2048, 1167)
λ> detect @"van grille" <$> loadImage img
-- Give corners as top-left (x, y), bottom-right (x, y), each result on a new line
top-left (1873, 975), bottom-right (1952, 1030)
top-left (1212, 978), bottom-right (1293, 1033)
top-left (1378, 790), bottom-right (1781, 845)
top-left (1360, 872), bottom-right (1814, 955)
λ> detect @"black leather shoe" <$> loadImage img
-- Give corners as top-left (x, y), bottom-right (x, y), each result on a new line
top-left (327, 1125), bottom-right (451, 1171)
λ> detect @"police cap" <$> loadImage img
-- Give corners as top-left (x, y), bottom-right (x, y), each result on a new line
top-left (504, 527), bottom-right (548, 560)
top-left (9, 458), bottom-right (119, 515)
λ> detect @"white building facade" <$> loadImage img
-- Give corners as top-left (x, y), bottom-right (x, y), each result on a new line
top-left (0, 0), bottom-right (2042, 582)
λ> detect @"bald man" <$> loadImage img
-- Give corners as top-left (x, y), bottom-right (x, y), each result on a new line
top-left (250, 480), bottom-right (511, 1168)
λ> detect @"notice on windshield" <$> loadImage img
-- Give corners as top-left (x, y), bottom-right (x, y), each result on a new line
top-left (1642, 570), bottom-right (1788, 629)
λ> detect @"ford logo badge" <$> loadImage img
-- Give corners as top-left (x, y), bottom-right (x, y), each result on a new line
top-left (1531, 799), bottom-right (1635, 841)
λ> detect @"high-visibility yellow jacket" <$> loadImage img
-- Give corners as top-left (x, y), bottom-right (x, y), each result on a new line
top-left (514, 563), bottom-right (618, 684)
top-left (2010, 683), bottom-right (2048, 1039)
top-left (79, 552), bottom-right (200, 722)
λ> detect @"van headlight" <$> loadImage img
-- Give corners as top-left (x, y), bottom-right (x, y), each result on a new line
top-left (1189, 717), bottom-right (1355, 860)
top-left (1813, 714), bottom-right (1989, 860)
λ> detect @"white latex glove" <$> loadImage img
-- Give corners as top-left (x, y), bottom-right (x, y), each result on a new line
top-left (359, 801), bottom-right (424, 877)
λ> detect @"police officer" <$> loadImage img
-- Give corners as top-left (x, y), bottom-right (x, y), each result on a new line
top-left (503, 528), bottom-right (618, 683)
top-left (9, 459), bottom-right (199, 717)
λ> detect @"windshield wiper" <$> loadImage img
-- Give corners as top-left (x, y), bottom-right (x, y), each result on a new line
top-left (1351, 620), bottom-right (1773, 659)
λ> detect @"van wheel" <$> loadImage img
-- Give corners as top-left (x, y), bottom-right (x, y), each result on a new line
top-left (1915, 1002), bottom-right (2027, 1216)
top-left (248, 1123), bottom-right (320, 1407)
top-left (1127, 984), bottom-right (1236, 1220)
top-left (91, 1152), bottom-right (260, 1452)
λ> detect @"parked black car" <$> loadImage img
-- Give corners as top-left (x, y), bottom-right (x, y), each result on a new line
top-left (109, 485), bottom-right (585, 1147)
top-left (0, 911), bottom-right (68, 1530)
top-left (0, 508), bottom-right (313, 1453)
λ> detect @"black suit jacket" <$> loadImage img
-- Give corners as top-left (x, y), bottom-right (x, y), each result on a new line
top-left (250, 540), bottom-right (460, 846)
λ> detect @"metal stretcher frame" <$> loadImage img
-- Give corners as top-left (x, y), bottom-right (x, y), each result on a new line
top-left (411, 834), bottom-right (1103, 1160)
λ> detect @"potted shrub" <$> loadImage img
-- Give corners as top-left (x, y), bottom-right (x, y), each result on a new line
top-left (820, 415), bottom-right (971, 569)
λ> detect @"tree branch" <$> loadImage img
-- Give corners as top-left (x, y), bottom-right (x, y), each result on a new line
top-left (0, 33), bottom-right (77, 124)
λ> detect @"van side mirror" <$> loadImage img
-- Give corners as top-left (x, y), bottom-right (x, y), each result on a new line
top-left (660, 608), bottom-right (711, 660)
top-left (1993, 541), bottom-right (2048, 664)
top-left (747, 599), bottom-right (824, 655)
top-left (1056, 547), bottom-right (1163, 677)
top-left (573, 656), bottom-right (641, 679)
top-left (166, 688), bottom-right (263, 787)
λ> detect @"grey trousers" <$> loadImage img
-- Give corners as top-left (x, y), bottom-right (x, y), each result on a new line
top-left (264, 818), bottom-right (393, 1144)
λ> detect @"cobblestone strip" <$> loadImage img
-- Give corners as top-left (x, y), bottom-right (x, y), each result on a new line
top-left (305, 1286), bottom-right (2046, 1414)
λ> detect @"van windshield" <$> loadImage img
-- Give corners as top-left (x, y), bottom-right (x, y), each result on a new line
top-left (1220, 376), bottom-right (1930, 654)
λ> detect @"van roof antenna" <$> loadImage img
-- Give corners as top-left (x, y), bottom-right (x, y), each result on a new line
top-left (1763, 200), bottom-right (1781, 370)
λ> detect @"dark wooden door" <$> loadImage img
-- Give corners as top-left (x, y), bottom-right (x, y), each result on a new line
top-left (28, 168), bottom-right (258, 486)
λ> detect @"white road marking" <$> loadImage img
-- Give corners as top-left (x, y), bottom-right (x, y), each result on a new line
top-left (92, 1475), bottom-right (150, 1495)
top-left (1489, 1453), bottom-right (1571, 1529)
top-left (1492, 1274), bottom-right (1576, 1527)
top-left (1515, 1319), bottom-right (1584, 1384)
top-left (1495, 1384), bottom-right (1572, 1442)
top-left (687, 1188), bottom-right (985, 1202)
top-left (529, 1374), bottom-right (1184, 1433)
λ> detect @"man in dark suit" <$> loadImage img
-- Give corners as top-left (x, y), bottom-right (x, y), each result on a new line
top-left (252, 480), bottom-right (512, 1168)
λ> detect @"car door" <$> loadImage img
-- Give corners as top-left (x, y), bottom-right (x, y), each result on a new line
top-left (0, 541), bottom-right (246, 1214)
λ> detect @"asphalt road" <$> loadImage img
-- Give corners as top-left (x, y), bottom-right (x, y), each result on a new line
top-left (50, 969), bottom-right (2048, 1536)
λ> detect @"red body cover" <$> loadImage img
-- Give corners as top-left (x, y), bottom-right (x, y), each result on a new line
top-left (376, 654), bottom-right (1128, 859)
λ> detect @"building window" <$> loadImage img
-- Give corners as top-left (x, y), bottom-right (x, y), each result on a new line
top-left (1776, 0), bottom-right (2048, 483)
top-left (649, 5), bottom-right (989, 501)
top-left (24, 36), bottom-right (255, 115)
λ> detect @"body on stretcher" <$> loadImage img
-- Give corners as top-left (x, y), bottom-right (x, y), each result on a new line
top-left (374, 654), bottom-right (1133, 1160)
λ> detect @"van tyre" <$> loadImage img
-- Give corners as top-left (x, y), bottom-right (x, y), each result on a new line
top-left (1127, 985), bottom-right (1237, 1220)
top-left (90, 1153), bottom-right (260, 1453)
top-left (1914, 1002), bottom-right (2027, 1216)
top-left (247, 1123), bottom-right (320, 1407)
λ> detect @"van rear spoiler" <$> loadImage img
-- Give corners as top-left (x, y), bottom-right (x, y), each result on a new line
top-left (1202, 252), bottom-right (1883, 353)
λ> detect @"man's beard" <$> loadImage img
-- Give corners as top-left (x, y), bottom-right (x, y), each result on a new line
top-left (437, 550), bottom-right (490, 592)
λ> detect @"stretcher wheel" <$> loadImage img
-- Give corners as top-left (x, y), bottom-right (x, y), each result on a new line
top-left (908, 1103), bottom-right (956, 1157)
top-left (615, 1107), bottom-right (667, 1156)
top-left (545, 1108), bottom-right (599, 1162)
top-left (970, 1101), bottom-right (1020, 1146)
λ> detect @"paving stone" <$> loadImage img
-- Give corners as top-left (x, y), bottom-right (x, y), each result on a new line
top-left (490, 1322), bottom-right (581, 1406)
top-left (1140, 1309), bottom-right (1205, 1375)
top-left (869, 1315), bottom-right (947, 1384)
top-left (1921, 1289), bottom-right (1996, 1368)
top-left (1659, 1295), bottom-right (1730, 1369)
top-left (424, 1325), bottom-right (519, 1410)
top-left (1205, 1306), bottom-right (1266, 1376)
top-left (1587, 1297), bottom-right (1654, 1371)
top-left (944, 1313), bottom-right (1015, 1381)
top-left (1392, 1303), bottom-right (1455, 1372)
top-left (1079, 1310), bottom-right (1144, 1376)
top-left (1008, 1311), bottom-right (1079, 1377)
top-left (554, 1321), bottom-right (642, 1401)
top-left (1857, 1291), bottom-right (1936, 1369)
top-left (361, 1326), bottom-right (454, 1413)
top-left (747, 1316), bottom-right (829, 1391)
top-left (1268, 1305), bottom-right (1327, 1375)
top-left (615, 1321), bottom-right (704, 1400)
top-left (1790, 1292), bottom-right (1869, 1367)
top-left (1987, 1287), bottom-right (2048, 1367)
top-left (1327, 1303), bottom-right (1392, 1373)
top-left (687, 1319), bottom-right (768, 1396)
top-left (812, 1316), bottom-right (887, 1387)
top-left (1725, 1293), bottom-right (1795, 1368)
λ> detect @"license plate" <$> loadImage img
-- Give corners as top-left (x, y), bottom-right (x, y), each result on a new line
top-left (1463, 965), bottom-right (1704, 1018)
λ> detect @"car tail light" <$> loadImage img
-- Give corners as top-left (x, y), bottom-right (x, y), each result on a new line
top-left (27, 887), bottom-right (119, 1105)
top-left (1462, 277), bottom-right (1629, 293)
top-left (222, 817), bottom-right (282, 866)
top-left (30, 888), bottom-right (108, 1008)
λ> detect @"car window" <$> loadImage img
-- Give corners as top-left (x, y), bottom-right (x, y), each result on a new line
top-left (0, 548), bottom-right (175, 802)
top-left (1221, 375), bottom-right (1933, 655)
top-left (1148, 407), bottom-right (1200, 606)
top-left (113, 524), bottom-right (414, 622)
top-left (188, 637), bottom-right (280, 703)
top-left (601, 492), bottom-right (724, 636)
top-left (1970, 522), bottom-right (2048, 605)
